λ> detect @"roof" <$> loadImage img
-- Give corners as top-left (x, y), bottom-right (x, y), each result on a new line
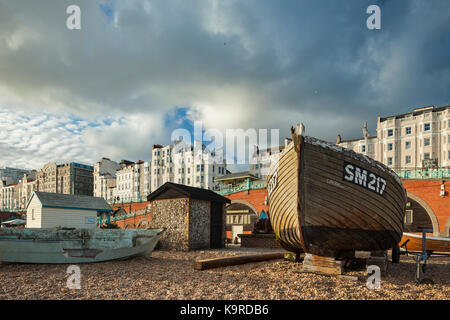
top-left (379, 104), bottom-right (449, 122)
top-left (340, 135), bottom-right (378, 143)
top-left (215, 171), bottom-right (259, 182)
top-left (31, 192), bottom-right (112, 212)
top-left (147, 182), bottom-right (231, 203)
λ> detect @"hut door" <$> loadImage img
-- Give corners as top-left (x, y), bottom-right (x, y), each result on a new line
top-left (210, 202), bottom-right (223, 248)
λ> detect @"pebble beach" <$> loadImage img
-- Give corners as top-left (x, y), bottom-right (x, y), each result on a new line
top-left (0, 247), bottom-right (448, 300)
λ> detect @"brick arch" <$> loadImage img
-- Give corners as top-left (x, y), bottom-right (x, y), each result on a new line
top-left (444, 218), bottom-right (450, 237)
top-left (226, 200), bottom-right (259, 215)
top-left (407, 192), bottom-right (440, 236)
top-left (124, 223), bottom-right (136, 229)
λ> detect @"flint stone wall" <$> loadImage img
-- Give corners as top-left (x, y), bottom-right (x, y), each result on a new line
top-left (189, 199), bottom-right (211, 250)
top-left (151, 198), bottom-right (189, 251)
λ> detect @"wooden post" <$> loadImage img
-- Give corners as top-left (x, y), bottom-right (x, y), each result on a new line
top-left (301, 254), bottom-right (343, 275)
top-left (194, 252), bottom-right (284, 270)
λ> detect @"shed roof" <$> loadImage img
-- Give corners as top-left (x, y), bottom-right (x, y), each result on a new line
top-left (147, 182), bottom-right (231, 203)
top-left (31, 192), bottom-right (112, 212)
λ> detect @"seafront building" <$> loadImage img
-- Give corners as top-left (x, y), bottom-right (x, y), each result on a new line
top-left (114, 160), bottom-right (152, 203)
top-left (337, 105), bottom-right (450, 176)
top-left (93, 158), bottom-right (123, 202)
top-left (36, 162), bottom-right (94, 196)
top-left (170, 140), bottom-right (226, 190)
top-left (249, 138), bottom-right (292, 179)
top-left (0, 167), bottom-right (37, 211)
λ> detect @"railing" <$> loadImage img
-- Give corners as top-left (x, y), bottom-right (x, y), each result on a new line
top-left (216, 180), bottom-right (267, 195)
top-left (394, 168), bottom-right (450, 179)
top-left (110, 207), bottom-right (150, 222)
top-left (107, 197), bottom-right (148, 205)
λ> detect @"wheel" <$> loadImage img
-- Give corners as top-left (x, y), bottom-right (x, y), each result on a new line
top-left (391, 245), bottom-right (400, 263)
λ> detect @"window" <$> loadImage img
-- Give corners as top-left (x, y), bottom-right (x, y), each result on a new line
top-left (387, 129), bottom-right (393, 137)
top-left (201, 164), bottom-right (204, 172)
top-left (387, 143), bottom-right (393, 151)
top-left (361, 145), bottom-right (366, 152)
top-left (32, 209), bottom-right (35, 220)
top-left (187, 178), bottom-right (191, 184)
top-left (196, 176), bottom-right (199, 182)
top-left (424, 153), bottom-right (430, 160)
top-left (448, 134), bottom-right (450, 144)
top-left (405, 127), bottom-right (411, 135)
top-left (424, 138), bottom-right (430, 146)
top-left (405, 141), bottom-right (411, 150)
top-left (196, 165), bottom-right (200, 172)
top-left (424, 123), bottom-right (430, 131)
top-left (405, 155), bottom-right (411, 164)
top-left (448, 150), bottom-right (450, 160)
top-left (404, 210), bottom-right (414, 225)
top-left (387, 157), bottom-right (393, 166)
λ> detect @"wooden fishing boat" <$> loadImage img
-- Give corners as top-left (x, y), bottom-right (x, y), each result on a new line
top-left (0, 228), bottom-right (165, 264)
top-left (267, 124), bottom-right (407, 259)
top-left (400, 232), bottom-right (450, 253)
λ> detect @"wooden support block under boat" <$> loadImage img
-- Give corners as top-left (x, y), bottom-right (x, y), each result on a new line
top-left (193, 252), bottom-right (285, 271)
top-left (301, 253), bottom-right (344, 275)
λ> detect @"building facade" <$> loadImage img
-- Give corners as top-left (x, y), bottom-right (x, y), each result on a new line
top-left (0, 168), bottom-right (36, 211)
top-left (338, 105), bottom-right (450, 171)
top-left (249, 138), bottom-right (290, 179)
top-left (114, 160), bottom-right (152, 203)
top-left (152, 141), bottom-right (226, 191)
top-left (36, 162), bottom-right (94, 196)
top-left (93, 158), bottom-right (122, 201)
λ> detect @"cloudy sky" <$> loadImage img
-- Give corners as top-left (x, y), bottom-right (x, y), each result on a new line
top-left (0, 0), bottom-right (449, 170)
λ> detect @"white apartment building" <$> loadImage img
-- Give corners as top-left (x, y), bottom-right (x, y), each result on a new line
top-left (93, 158), bottom-right (122, 201)
top-left (0, 182), bottom-right (17, 210)
top-left (0, 168), bottom-right (36, 211)
top-left (171, 140), bottom-right (226, 190)
top-left (16, 174), bottom-right (38, 210)
top-left (337, 105), bottom-right (450, 170)
top-left (249, 138), bottom-right (291, 179)
top-left (151, 144), bottom-right (174, 189)
top-left (115, 160), bottom-right (151, 203)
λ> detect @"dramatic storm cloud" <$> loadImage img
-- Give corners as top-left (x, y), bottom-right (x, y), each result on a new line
top-left (0, 0), bottom-right (449, 169)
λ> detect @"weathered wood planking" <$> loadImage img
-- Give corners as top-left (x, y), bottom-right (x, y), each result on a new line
top-left (193, 252), bottom-right (285, 270)
top-left (267, 126), bottom-right (407, 259)
top-left (400, 233), bottom-right (450, 253)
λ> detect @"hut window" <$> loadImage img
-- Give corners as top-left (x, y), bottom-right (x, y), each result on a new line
top-left (404, 210), bottom-right (414, 225)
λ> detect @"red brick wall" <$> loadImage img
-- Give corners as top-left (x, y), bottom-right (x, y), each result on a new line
top-left (110, 202), bottom-right (152, 229)
top-left (225, 189), bottom-right (268, 215)
top-left (401, 179), bottom-right (450, 235)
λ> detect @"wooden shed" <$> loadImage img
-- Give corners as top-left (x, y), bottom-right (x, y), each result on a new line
top-left (147, 182), bottom-right (231, 251)
top-left (26, 192), bottom-right (112, 229)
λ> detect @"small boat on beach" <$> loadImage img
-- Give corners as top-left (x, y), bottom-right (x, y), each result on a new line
top-left (400, 232), bottom-right (450, 253)
top-left (267, 124), bottom-right (407, 258)
top-left (0, 228), bottom-right (165, 264)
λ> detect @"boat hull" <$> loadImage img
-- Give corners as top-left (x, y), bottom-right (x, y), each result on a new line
top-left (0, 228), bottom-right (165, 264)
top-left (400, 232), bottom-right (450, 253)
top-left (268, 133), bottom-right (407, 258)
